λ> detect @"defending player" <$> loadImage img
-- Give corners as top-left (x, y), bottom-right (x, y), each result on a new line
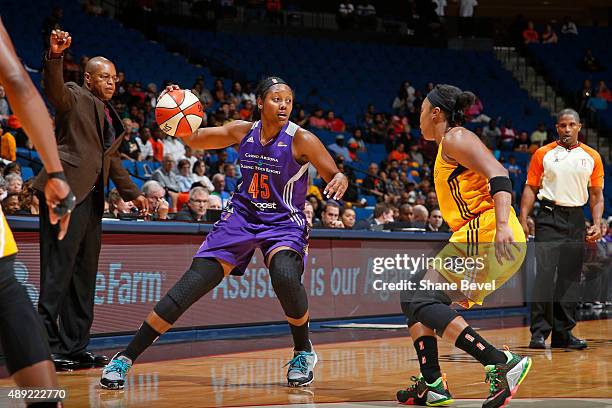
top-left (100, 77), bottom-right (348, 389)
top-left (0, 17), bottom-right (74, 407)
top-left (396, 85), bottom-right (531, 408)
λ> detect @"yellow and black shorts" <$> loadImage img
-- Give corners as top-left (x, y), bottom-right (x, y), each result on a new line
top-left (433, 208), bottom-right (526, 308)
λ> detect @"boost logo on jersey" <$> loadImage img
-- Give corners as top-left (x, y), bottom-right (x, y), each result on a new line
top-left (250, 201), bottom-right (277, 210)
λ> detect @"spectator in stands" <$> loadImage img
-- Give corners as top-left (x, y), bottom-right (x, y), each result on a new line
top-left (337, 1), bottom-right (355, 29)
top-left (356, 1), bottom-right (376, 29)
top-left (135, 127), bottom-right (154, 161)
top-left (241, 82), bottom-right (256, 105)
top-left (209, 149), bottom-right (228, 175)
top-left (580, 49), bottom-right (603, 72)
top-left (586, 93), bottom-right (608, 123)
top-left (0, 176), bottom-right (6, 202)
top-left (314, 201), bottom-right (344, 229)
top-left (229, 81), bottom-right (243, 106)
top-left (327, 134), bottom-right (352, 162)
top-left (211, 173), bottom-right (230, 207)
top-left (224, 164), bottom-right (238, 192)
top-left (362, 162), bottom-right (385, 199)
top-left (340, 207), bottom-right (356, 229)
top-left (2, 193), bottom-right (21, 215)
top-left (348, 128), bottom-right (366, 152)
top-left (392, 83), bottom-right (410, 115)
top-left (294, 109), bottom-right (309, 128)
top-left (19, 181), bottom-right (39, 215)
top-left (433, 0), bottom-right (447, 18)
top-left (577, 79), bottom-right (593, 117)
top-left (541, 24), bottom-right (558, 44)
top-left (514, 131), bottom-right (531, 152)
top-left (425, 191), bottom-right (438, 212)
top-left (174, 187), bottom-right (209, 222)
top-left (596, 81), bottom-right (612, 102)
top-left (458, 0), bottom-right (477, 37)
top-left (208, 194), bottom-right (223, 210)
top-left (427, 208), bottom-right (445, 231)
top-left (3, 162), bottom-right (20, 177)
top-left (326, 111), bottom-right (346, 132)
top-left (0, 85), bottom-right (9, 120)
top-left (355, 202), bottom-right (393, 230)
top-left (408, 143), bottom-right (424, 166)
top-left (119, 120), bottom-right (142, 161)
top-left (152, 155), bottom-right (180, 210)
top-left (162, 133), bottom-right (186, 163)
top-left (482, 119), bottom-right (501, 149)
top-left (192, 160), bottom-right (214, 192)
top-left (522, 21), bottom-right (539, 44)
top-left (466, 97), bottom-right (490, 123)
top-left (150, 127), bottom-right (165, 162)
top-left (239, 100), bottom-right (254, 120)
top-left (411, 204), bottom-right (429, 229)
top-left (7, 114), bottom-right (30, 149)
top-left (192, 82), bottom-right (213, 110)
top-left (388, 143), bottom-right (409, 162)
top-left (530, 122), bottom-right (548, 147)
top-left (0, 123), bottom-right (16, 161)
top-left (213, 78), bottom-right (226, 102)
top-left (181, 145), bottom-right (198, 170)
top-left (500, 119), bottom-right (517, 151)
top-left (5, 173), bottom-right (22, 194)
top-left (142, 180), bottom-right (169, 220)
top-left (308, 108), bottom-right (327, 129)
top-left (561, 16), bottom-right (578, 35)
top-left (107, 188), bottom-right (135, 218)
top-left (504, 155), bottom-right (522, 187)
top-left (176, 159), bottom-right (194, 192)
top-left (304, 201), bottom-right (314, 227)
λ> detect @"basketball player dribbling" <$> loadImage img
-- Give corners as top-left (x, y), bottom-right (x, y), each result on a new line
top-left (396, 85), bottom-right (531, 408)
top-left (101, 77), bottom-right (348, 389)
top-left (0, 17), bottom-right (74, 407)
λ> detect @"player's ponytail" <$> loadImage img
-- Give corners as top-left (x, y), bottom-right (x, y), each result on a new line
top-left (426, 84), bottom-right (476, 126)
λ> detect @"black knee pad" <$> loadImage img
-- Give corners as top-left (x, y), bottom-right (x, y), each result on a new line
top-left (269, 250), bottom-right (308, 319)
top-left (401, 288), bottom-right (456, 335)
top-left (156, 257), bottom-right (224, 324)
top-left (0, 262), bottom-right (51, 374)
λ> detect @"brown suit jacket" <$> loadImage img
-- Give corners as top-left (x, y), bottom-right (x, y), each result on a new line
top-left (33, 57), bottom-right (140, 204)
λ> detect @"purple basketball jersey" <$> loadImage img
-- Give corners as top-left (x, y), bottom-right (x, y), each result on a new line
top-left (228, 120), bottom-right (308, 226)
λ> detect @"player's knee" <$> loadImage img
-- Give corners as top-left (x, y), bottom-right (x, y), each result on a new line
top-left (269, 250), bottom-right (304, 294)
top-left (162, 258), bottom-right (224, 319)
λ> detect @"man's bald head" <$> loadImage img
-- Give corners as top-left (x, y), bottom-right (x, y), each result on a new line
top-left (83, 56), bottom-right (117, 101)
top-left (85, 56), bottom-right (113, 74)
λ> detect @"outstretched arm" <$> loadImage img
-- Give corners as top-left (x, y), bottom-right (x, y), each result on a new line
top-left (181, 120), bottom-right (252, 150)
top-left (293, 129), bottom-right (348, 200)
top-left (0, 19), bottom-right (72, 239)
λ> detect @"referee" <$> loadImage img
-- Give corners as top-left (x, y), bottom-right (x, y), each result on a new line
top-left (520, 108), bottom-right (605, 350)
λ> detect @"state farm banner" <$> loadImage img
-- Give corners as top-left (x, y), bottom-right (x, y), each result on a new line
top-left (12, 232), bottom-right (525, 336)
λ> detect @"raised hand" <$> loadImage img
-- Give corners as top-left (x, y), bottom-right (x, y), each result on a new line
top-left (49, 30), bottom-right (71, 54)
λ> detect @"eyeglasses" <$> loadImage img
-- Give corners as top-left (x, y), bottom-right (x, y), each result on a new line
top-left (96, 73), bottom-right (119, 84)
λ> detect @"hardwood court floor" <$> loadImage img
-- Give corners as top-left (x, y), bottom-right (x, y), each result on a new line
top-left (0, 319), bottom-right (609, 407)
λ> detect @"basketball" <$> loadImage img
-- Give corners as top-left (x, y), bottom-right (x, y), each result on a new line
top-left (155, 89), bottom-right (203, 137)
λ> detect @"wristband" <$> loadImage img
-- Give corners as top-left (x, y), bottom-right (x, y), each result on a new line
top-left (48, 171), bottom-right (67, 181)
top-left (489, 176), bottom-right (512, 197)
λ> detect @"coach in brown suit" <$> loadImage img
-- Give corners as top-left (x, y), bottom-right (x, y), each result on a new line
top-left (35, 30), bottom-right (148, 370)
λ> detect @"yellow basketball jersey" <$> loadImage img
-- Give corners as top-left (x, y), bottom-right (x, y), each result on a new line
top-left (433, 138), bottom-right (495, 232)
top-left (0, 207), bottom-right (18, 258)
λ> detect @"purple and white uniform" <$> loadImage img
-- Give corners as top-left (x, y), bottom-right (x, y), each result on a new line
top-left (195, 121), bottom-right (310, 275)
